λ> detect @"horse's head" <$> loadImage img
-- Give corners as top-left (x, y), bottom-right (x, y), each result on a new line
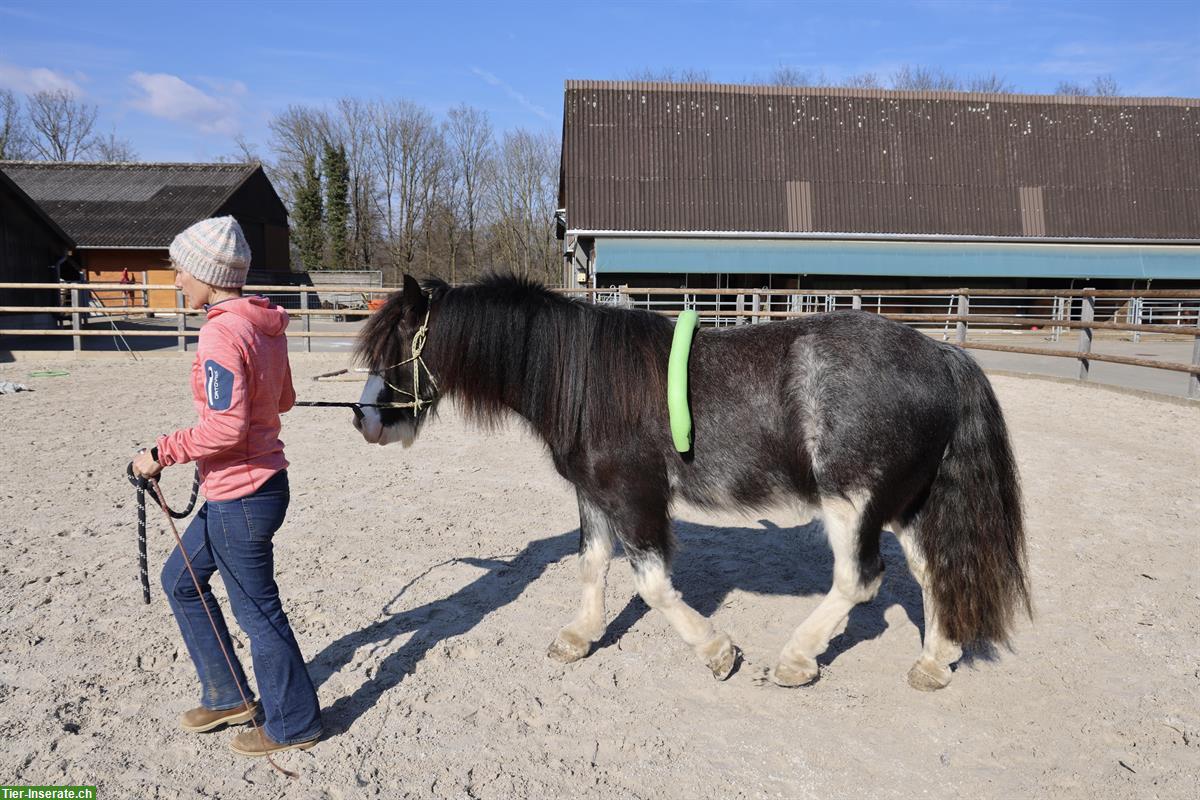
top-left (354, 274), bottom-right (439, 446)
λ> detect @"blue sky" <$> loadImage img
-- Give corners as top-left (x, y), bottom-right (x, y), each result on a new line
top-left (1, 0), bottom-right (1196, 161)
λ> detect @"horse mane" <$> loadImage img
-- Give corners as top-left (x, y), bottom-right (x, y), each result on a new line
top-left (359, 273), bottom-right (673, 452)
top-left (355, 277), bottom-right (451, 374)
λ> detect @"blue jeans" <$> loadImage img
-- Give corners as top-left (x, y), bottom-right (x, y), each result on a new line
top-left (161, 470), bottom-right (322, 744)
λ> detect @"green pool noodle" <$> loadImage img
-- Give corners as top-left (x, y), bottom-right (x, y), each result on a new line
top-left (668, 310), bottom-right (699, 453)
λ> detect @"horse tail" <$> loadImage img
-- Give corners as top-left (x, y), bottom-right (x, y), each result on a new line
top-left (913, 346), bottom-right (1031, 645)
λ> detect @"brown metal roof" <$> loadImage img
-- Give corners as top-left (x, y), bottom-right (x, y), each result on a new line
top-left (560, 80), bottom-right (1200, 240)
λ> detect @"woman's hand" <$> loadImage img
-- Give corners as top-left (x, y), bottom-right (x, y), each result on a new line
top-left (132, 448), bottom-right (162, 479)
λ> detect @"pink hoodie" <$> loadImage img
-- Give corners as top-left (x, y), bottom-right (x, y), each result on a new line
top-left (157, 296), bottom-right (295, 501)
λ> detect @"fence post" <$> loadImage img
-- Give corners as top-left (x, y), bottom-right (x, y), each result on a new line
top-left (852, 294), bottom-right (862, 311)
top-left (735, 293), bottom-right (745, 325)
top-left (301, 289), bottom-right (312, 353)
top-left (956, 292), bottom-right (969, 344)
top-left (176, 290), bottom-right (186, 352)
top-left (70, 288), bottom-right (81, 352)
top-left (1189, 333), bottom-right (1199, 400)
top-left (1077, 291), bottom-right (1096, 381)
top-left (752, 293), bottom-right (761, 325)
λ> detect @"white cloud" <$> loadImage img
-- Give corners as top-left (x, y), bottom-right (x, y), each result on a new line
top-left (0, 60), bottom-right (84, 95)
top-left (196, 76), bottom-right (248, 97)
top-left (471, 67), bottom-right (552, 121)
top-left (129, 72), bottom-right (241, 135)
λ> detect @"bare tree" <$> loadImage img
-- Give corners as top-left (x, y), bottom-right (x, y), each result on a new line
top-left (1055, 80), bottom-right (1088, 96)
top-left (490, 129), bottom-right (560, 283)
top-left (769, 65), bottom-right (821, 87)
top-left (678, 68), bottom-right (712, 83)
top-left (232, 134), bottom-right (260, 161)
top-left (27, 89), bottom-right (99, 160)
top-left (95, 131), bottom-right (138, 162)
top-left (1055, 75), bottom-right (1121, 97)
top-left (268, 99), bottom-right (388, 270)
top-left (214, 136), bottom-right (263, 165)
top-left (445, 104), bottom-right (495, 280)
top-left (437, 119), bottom-right (465, 282)
top-left (1092, 74), bottom-right (1121, 96)
top-left (418, 135), bottom-right (450, 276)
top-left (968, 73), bottom-right (1015, 93)
top-left (370, 99), bottom-right (443, 281)
top-left (769, 66), bottom-right (838, 87)
top-left (844, 72), bottom-right (883, 89)
top-left (891, 65), bottom-right (962, 91)
top-left (333, 98), bottom-right (378, 268)
top-left (262, 96), bottom-right (560, 283)
top-left (628, 67), bottom-right (713, 83)
top-left (268, 105), bottom-right (332, 205)
top-left (1, 88), bottom-right (31, 159)
top-left (423, 179), bottom-right (461, 280)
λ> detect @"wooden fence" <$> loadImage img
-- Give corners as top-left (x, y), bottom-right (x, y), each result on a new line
top-left (2, 281), bottom-right (1198, 399)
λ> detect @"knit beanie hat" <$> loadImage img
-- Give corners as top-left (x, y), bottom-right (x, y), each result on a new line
top-left (169, 216), bottom-right (251, 288)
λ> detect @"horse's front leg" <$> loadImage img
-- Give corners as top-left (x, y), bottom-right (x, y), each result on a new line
top-left (630, 551), bottom-right (739, 680)
top-left (547, 492), bottom-right (615, 663)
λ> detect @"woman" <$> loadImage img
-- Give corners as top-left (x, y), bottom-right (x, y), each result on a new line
top-left (131, 216), bottom-right (322, 757)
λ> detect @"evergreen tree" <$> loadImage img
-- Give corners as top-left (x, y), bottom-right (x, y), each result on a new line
top-left (294, 153), bottom-right (324, 271)
top-left (323, 142), bottom-right (351, 268)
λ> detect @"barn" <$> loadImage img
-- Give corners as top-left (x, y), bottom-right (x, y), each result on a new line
top-left (0, 161), bottom-right (289, 309)
top-left (0, 167), bottom-right (77, 328)
top-left (558, 81), bottom-right (1200, 293)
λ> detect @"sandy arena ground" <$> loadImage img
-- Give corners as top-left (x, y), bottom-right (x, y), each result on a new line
top-left (1, 354), bottom-right (1197, 799)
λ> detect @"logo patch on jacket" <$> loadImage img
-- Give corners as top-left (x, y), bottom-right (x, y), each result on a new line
top-left (204, 360), bottom-right (234, 411)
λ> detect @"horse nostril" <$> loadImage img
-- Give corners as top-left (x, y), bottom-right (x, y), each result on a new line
top-left (351, 406), bottom-right (365, 422)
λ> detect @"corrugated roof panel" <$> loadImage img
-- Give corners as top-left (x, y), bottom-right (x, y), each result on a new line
top-left (0, 162), bottom-right (258, 247)
top-left (562, 81), bottom-right (1200, 240)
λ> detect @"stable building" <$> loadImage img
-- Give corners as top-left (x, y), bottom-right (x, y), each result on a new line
top-left (558, 81), bottom-right (1200, 291)
top-left (0, 168), bottom-right (77, 327)
top-left (0, 161), bottom-right (289, 309)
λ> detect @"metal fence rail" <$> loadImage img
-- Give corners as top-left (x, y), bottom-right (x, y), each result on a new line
top-left (3, 281), bottom-right (1198, 399)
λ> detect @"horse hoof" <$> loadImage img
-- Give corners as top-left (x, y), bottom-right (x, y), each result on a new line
top-left (907, 658), bottom-right (952, 691)
top-left (699, 633), bottom-right (739, 680)
top-left (769, 657), bottom-right (819, 687)
top-left (547, 631), bottom-right (590, 664)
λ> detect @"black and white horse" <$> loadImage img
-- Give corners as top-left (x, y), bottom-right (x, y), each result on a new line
top-left (355, 274), bottom-right (1030, 690)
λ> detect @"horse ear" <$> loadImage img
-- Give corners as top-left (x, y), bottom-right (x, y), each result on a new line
top-left (400, 274), bottom-right (428, 328)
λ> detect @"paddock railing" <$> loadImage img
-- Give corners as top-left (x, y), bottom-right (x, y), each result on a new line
top-left (2, 282), bottom-right (1198, 399)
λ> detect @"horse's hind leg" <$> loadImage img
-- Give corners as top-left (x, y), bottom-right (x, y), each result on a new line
top-left (896, 528), bottom-right (963, 691)
top-left (630, 552), bottom-right (739, 680)
top-left (770, 493), bottom-right (883, 687)
top-left (548, 492), bottom-right (615, 663)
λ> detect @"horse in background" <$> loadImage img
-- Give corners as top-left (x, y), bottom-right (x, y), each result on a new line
top-left (354, 274), bottom-right (1030, 690)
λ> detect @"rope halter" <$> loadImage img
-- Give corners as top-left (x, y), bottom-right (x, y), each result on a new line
top-left (374, 305), bottom-right (438, 413)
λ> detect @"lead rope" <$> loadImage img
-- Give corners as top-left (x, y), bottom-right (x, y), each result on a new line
top-left (293, 307), bottom-right (438, 414)
top-left (134, 471), bottom-right (298, 779)
top-left (128, 463), bottom-right (199, 603)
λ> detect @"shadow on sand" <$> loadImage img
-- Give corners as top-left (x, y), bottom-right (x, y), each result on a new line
top-left (309, 517), bottom-right (929, 736)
